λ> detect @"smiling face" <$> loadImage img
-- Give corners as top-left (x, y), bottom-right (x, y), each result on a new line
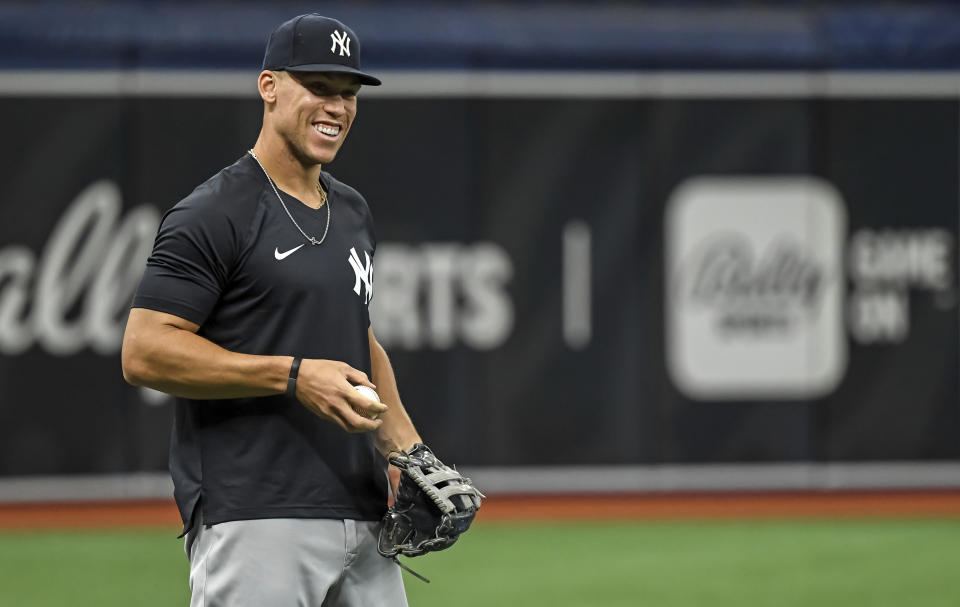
top-left (261, 70), bottom-right (361, 166)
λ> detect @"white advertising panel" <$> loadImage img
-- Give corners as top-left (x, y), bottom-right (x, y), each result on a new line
top-left (665, 177), bottom-right (847, 399)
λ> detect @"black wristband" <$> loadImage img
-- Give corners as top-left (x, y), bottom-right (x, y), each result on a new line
top-left (286, 357), bottom-right (302, 397)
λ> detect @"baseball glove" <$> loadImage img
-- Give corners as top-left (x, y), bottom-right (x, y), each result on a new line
top-left (378, 443), bottom-right (484, 562)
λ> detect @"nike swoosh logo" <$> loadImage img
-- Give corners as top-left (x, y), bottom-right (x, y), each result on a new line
top-left (274, 244), bottom-right (305, 260)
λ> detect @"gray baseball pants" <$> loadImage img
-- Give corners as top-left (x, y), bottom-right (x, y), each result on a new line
top-left (185, 515), bottom-right (408, 607)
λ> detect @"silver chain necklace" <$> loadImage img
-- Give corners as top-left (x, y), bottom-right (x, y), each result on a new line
top-left (247, 149), bottom-right (331, 246)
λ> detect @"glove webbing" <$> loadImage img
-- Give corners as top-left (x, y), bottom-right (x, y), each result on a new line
top-left (422, 470), bottom-right (484, 510)
top-left (405, 464), bottom-right (476, 514)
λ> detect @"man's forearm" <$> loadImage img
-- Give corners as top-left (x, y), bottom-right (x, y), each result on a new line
top-left (369, 331), bottom-right (421, 456)
top-left (122, 308), bottom-right (291, 399)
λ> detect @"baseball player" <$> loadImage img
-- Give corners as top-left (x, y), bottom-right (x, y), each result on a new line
top-left (121, 14), bottom-right (421, 606)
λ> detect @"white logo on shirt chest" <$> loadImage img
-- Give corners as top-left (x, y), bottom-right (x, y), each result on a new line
top-left (275, 244), bottom-right (305, 260)
top-left (348, 247), bottom-right (373, 304)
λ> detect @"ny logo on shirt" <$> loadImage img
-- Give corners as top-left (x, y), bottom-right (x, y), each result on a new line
top-left (348, 247), bottom-right (373, 304)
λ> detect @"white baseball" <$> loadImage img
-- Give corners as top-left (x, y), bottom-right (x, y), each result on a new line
top-left (353, 385), bottom-right (382, 420)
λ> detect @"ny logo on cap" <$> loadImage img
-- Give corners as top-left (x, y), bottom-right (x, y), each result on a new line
top-left (330, 30), bottom-right (351, 57)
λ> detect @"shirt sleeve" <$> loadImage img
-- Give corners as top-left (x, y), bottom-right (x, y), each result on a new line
top-left (132, 197), bottom-right (240, 326)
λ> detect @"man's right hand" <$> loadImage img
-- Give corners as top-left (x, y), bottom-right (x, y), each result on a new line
top-left (294, 359), bottom-right (388, 433)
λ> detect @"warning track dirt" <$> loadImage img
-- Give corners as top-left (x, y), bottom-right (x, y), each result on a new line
top-left (1, 491), bottom-right (959, 530)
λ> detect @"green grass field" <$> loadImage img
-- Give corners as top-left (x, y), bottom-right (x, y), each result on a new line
top-left (1, 519), bottom-right (958, 606)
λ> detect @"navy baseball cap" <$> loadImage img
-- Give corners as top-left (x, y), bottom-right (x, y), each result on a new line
top-left (262, 14), bottom-right (381, 86)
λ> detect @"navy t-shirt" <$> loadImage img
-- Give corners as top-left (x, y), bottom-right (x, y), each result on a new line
top-left (132, 153), bottom-right (385, 533)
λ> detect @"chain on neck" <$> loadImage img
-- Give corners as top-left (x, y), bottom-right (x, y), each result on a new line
top-left (247, 149), bottom-right (331, 246)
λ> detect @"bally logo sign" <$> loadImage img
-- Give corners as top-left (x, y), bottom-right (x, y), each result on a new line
top-left (0, 180), bottom-right (159, 356)
top-left (664, 176), bottom-right (847, 400)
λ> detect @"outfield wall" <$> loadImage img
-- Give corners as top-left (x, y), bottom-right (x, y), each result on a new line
top-left (0, 71), bottom-right (957, 481)
top-left (0, 4), bottom-right (959, 498)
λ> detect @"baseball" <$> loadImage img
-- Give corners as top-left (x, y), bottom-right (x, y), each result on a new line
top-left (353, 385), bottom-right (382, 420)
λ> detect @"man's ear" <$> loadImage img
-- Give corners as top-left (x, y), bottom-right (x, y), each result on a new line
top-left (258, 70), bottom-right (280, 104)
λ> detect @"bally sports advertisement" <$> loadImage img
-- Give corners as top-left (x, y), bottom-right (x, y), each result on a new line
top-left (0, 92), bottom-right (956, 477)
